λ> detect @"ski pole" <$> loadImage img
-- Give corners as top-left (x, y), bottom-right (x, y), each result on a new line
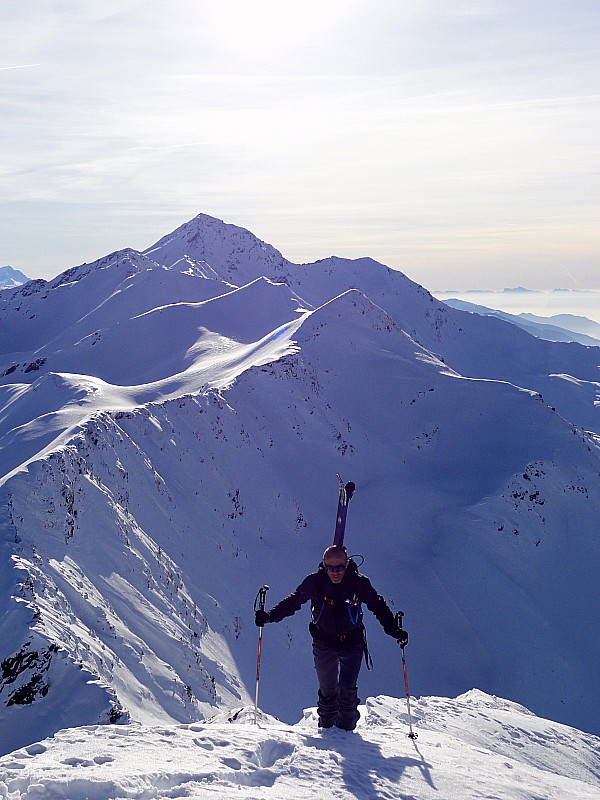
top-left (253, 585), bottom-right (269, 724)
top-left (396, 611), bottom-right (418, 739)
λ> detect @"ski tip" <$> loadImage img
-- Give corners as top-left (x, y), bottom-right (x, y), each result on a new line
top-left (345, 481), bottom-right (356, 499)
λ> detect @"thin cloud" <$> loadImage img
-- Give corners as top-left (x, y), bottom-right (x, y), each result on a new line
top-left (0, 64), bottom-right (40, 71)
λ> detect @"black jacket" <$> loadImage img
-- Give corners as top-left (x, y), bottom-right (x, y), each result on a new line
top-left (267, 560), bottom-right (397, 645)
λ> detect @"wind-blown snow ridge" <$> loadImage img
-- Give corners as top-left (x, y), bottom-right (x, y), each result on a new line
top-left (0, 278), bottom-right (310, 485)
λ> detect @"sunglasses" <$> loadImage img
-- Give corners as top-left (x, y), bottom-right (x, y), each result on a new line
top-left (324, 563), bottom-right (347, 574)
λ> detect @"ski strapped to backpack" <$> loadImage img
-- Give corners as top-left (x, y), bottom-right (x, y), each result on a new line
top-left (333, 475), bottom-right (355, 546)
top-left (330, 476), bottom-right (373, 668)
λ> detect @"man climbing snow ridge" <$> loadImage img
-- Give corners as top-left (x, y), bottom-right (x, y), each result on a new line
top-left (255, 544), bottom-right (408, 731)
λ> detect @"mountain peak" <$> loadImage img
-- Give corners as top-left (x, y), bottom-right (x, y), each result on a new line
top-left (143, 214), bottom-right (291, 285)
top-left (0, 265), bottom-right (31, 290)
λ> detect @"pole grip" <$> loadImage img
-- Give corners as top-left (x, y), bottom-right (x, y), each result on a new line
top-left (255, 585), bottom-right (269, 613)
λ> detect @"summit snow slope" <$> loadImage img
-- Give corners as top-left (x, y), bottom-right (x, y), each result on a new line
top-left (0, 693), bottom-right (599, 800)
top-left (0, 214), bottom-right (599, 762)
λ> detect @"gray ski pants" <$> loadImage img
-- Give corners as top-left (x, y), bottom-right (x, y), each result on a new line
top-left (312, 638), bottom-right (363, 730)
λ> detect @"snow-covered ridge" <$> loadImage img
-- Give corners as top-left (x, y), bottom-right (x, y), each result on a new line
top-left (0, 213), bottom-right (599, 761)
top-left (0, 692), bottom-right (598, 800)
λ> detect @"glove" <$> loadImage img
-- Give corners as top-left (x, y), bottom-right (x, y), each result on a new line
top-left (384, 620), bottom-right (408, 646)
top-left (396, 628), bottom-right (409, 647)
top-left (255, 609), bottom-right (270, 627)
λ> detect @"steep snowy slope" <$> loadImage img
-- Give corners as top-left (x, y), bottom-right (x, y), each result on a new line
top-left (0, 216), bottom-right (599, 758)
top-left (220, 290), bottom-right (600, 733)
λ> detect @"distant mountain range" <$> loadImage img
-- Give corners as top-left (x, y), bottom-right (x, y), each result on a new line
top-left (0, 266), bottom-right (30, 290)
top-left (435, 287), bottom-right (600, 333)
top-left (441, 297), bottom-right (600, 345)
top-left (0, 214), bottom-right (599, 756)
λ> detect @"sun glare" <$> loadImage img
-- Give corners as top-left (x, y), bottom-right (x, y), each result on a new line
top-left (205, 0), bottom-right (355, 54)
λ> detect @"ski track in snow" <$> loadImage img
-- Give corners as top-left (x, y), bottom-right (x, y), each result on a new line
top-left (0, 694), bottom-right (599, 800)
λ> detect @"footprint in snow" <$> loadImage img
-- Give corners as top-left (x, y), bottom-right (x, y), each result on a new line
top-left (62, 757), bottom-right (95, 767)
top-left (25, 744), bottom-right (47, 756)
top-left (250, 740), bottom-right (295, 769)
top-left (193, 738), bottom-right (215, 750)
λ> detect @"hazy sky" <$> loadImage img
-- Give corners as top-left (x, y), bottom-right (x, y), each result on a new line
top-left (2, 1), bottom-right (599, 290)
